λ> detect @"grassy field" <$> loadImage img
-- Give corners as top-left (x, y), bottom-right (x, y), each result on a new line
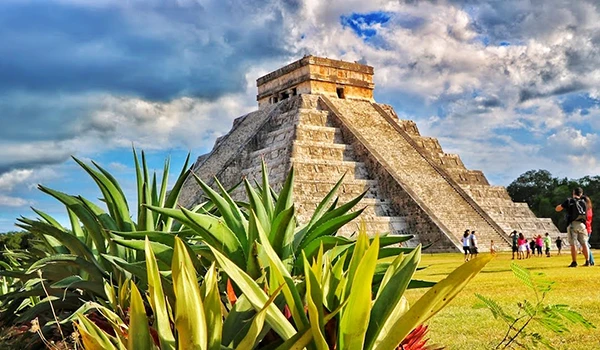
top-left (403, 250), bottom-right (600, 349)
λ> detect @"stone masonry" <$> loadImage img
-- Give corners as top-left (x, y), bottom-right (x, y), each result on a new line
top-left (178, 56), bottom-right (559, 252)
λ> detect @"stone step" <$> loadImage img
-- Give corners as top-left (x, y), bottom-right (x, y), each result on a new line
top-left (296, 109), bottom-right (331, 127)
top-left (495, 217), bottom-right (560, 229)
top-left (292, 141), bottom-right (354, 162)
top-left (248, 142), bottom-right (292, 166)
top-left (464, 186), bottom-right (511, 200)
top-left (294, 179), bottom-right (379, 199)
top-left (268, 110), bottom-right (300, 129)
top-left (479, 204), bottom-right (534, 212)
top-left (295, 124), bottom-right (344, 143)
top-left (478, 199), bottom-right (530, 208)
top-left (292, 158), bottom-right (370, 180)
top-left (240, 159), bottom-right (289, 188)
top-left (295, 198), bottom-right (395, 220)
top-left (482, 207), bottom-right (539, 218)
top-left (256, 125), bottom-right (297, 146)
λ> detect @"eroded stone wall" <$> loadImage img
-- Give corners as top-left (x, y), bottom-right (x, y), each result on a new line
top-left (257, 56), bottom-right (374, 108)
top-left (376, 103), bottom-right (559, 238)
top-left (322, 97), bottom-right (511, 251)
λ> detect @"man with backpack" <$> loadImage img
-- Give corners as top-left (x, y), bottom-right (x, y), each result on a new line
top-left (556, 187), bottom-right (590, 267)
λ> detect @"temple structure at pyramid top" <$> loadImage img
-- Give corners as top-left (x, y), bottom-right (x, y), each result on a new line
top-left (178, 56), bottom-right (559, 252)
top-left (257, 56), bottom-right (374, 107)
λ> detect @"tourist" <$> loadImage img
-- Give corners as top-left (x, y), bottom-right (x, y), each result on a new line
top-left (469, 231), bottom-right (479, 259)
top-left (535, 235), bottom-right (543, 256)
top-left (544, 233), bottom-right (551, 257)
top-left (517, 233), bottom-right (526, 260)
top-left (585, 196), bottom-right (595, 266)
top-left (490, 240), bottom-right (497, 254)
top-left (462, 230), bottom-right (471, 262)
top-left (555, 236), bottom-right (563, 255)
top-left (510, 230), bottom-right (518, 260)
top-left (526, 238), bottom-right (532, 259)
top-left (556, 187), bottom-right (590, 267)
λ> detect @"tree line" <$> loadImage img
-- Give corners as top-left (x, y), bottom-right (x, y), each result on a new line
top-left (507, 169), bottom-right (600, 248)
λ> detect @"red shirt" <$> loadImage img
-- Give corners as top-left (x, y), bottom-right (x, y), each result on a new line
top-left (586, 207), bottom-right (593, 234)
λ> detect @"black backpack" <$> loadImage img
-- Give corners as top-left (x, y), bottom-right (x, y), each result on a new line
top-left (569, 197), bottom-right (587, 222)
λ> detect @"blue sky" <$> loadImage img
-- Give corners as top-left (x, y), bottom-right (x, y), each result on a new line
top-left (1, 0), bottom-right (600, 232)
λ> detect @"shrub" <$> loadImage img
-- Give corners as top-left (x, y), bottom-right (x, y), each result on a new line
top-left (74, 230), bottom-right (492, 349)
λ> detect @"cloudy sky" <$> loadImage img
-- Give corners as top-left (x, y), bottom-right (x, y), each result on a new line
top-left (1, 0), bottom-right (600, 232)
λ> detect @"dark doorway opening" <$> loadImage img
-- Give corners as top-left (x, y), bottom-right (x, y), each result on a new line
top-left (336, 87), bottom-right (345, 99)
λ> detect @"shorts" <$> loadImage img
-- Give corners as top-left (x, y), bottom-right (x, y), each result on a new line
top-left (567, 222), bottom-right (588, 247)
top-left (471, 247), bottom-right (479, 254)
top-left (512, 245), bottom-right (518, 253)
top-left (518, 244), bottom-right (526, 252)
top-left (463, 246), bottom-right (471, 254)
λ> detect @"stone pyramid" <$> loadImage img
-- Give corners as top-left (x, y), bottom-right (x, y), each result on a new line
top-left (178, 56), bottom-right (559, 252)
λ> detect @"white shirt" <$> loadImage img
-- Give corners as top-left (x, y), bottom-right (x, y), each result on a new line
top-left (469, 234), bottom-right (478, 247)
top-left (462, 236), bottom-right (470, 247)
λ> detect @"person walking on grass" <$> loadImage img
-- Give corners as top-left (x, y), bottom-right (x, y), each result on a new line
top-left (544, 232), bottom-right (551, 257)
top-left (490, 240), bottom-right (497, 254)
top-left (556, 236), bottom-right (563, 255)
top-left (517, 233), bottom-right (526, 260)
top-left (469, 230), bottom-right (479, 259)
top-left (526, 238), bottom-right (532, 259)
top-left (462, 230), bottom-right (471, 262)
top-left (536, 235), bottom-right (543, 256)
top-left (585, 196), bottom-right (595, 266)
top-left (510, 230), bottom-right (518, 260)
top-left (556, 187), bottom-right (590, 267)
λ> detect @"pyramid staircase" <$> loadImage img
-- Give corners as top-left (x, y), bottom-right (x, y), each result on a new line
top-left (378, 105), bottom-right (560, 238)
top-left (237, 97), bottom-right (411, 242)
top-left (179, 93), bottom-right (558, 252)
top-left (320, 97), bottom-right (511, 251)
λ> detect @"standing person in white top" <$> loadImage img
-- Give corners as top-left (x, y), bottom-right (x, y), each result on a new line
top-left (462, 230), bottom-right (471, 262)
top-left (469, 231), bottom-right (479, 259)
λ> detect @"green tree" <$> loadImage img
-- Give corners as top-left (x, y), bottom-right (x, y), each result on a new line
top-left (507, 170), bottom-right (600, 248)
top-left (506, 170), bottom-right (555, 208)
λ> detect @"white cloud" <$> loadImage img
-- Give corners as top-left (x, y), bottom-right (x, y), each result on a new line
top-left (546, 128), bottom-right (598, 155)
top-left (0, 169), bottom-right (34, 191)
top-left (83, 90), bottom-right (256, 152)
top-left (0, 194), bottom-right (30, 207)
top-left (2, 0), bottom-right (600, 200)
top-left (108, 162), bottom-right (129, 172)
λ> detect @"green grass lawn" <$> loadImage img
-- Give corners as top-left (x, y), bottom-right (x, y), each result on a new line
top-left (403, 250), bottom-right (600, 349)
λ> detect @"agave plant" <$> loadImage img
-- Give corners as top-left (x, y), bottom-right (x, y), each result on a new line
top-left (0, 149), bottom-right (192, 328)
top-left (75, 235), bottom-right (323, 350)
top-left (213, 216), bottom-right (493, 349)
top-left (142, 161), bottom-right (413, 279)
top-left (74, 226), bottom-right (492, 349)
top-left (3, 150), bottom-right (439, 349)
top-left (75, 237), bottom-right (218, 350)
